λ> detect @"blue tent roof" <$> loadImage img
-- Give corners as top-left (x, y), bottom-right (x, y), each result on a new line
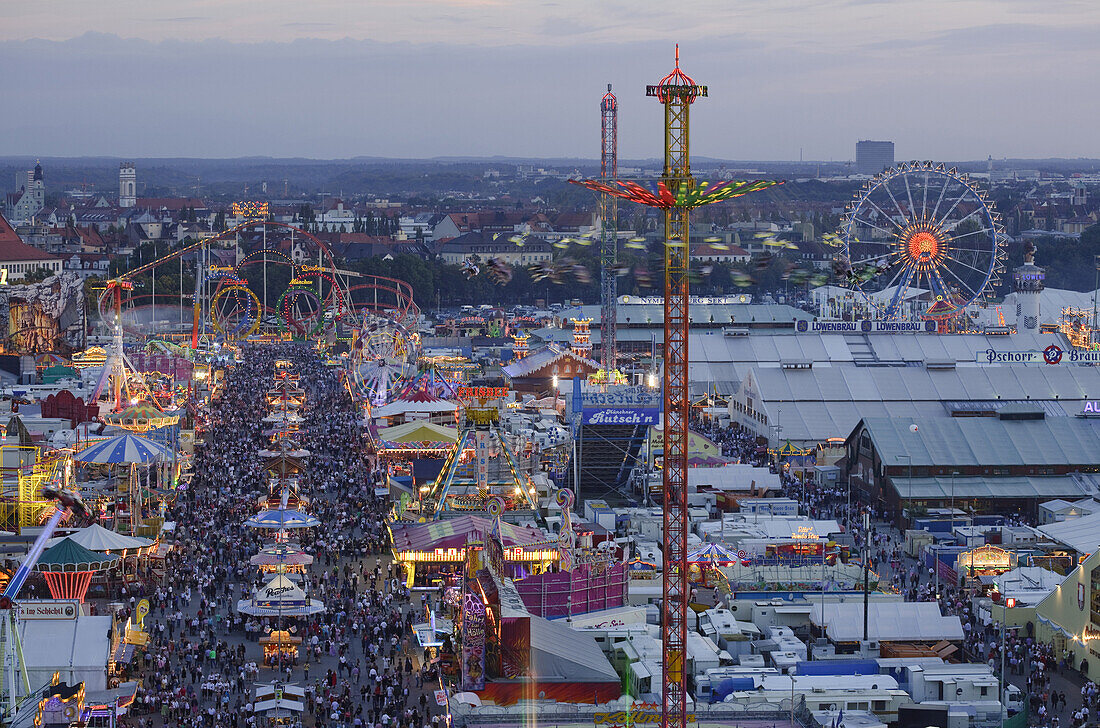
top-left (244, 508), bottom-right (321, 529)
top-left (74, 433), bottom-right (173, 464)
top-left (687, 543), bottom-right (740, 563)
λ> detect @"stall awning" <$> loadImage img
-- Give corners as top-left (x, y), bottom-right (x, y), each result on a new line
top-left (113, 643), bottom-right (136, 664)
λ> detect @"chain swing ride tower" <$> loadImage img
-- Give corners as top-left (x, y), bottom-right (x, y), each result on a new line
top-left (571, 47), bottom-right (781, 728)
top-left (599, 84), bottom-right (619, 379)
top-left (649, 46), bottom-right (698, 728)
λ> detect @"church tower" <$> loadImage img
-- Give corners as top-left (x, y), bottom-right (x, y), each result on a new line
top-left (27, 161), bottom-right (44, 212)
top-left (119, 162), bottom-right (136, 208)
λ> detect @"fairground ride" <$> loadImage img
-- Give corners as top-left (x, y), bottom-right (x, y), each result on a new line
top-left (101, 218), bottom-right (421, 347)
top-left (422, 389), bottom-right (540, 520)
top-left (840, 163), bottom-right (1007, 326)
top-left (571, 47), bottom-right (781, 728)
top-left (98, 217), bottom-right (421, 410)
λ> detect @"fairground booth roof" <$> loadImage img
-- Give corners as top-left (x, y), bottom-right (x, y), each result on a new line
top-left (390, 515), bottom-right (548, 555)
top-left (36, 537), bottom-right (121, 572)
top-left (373, 421), bottom-right (459, 452)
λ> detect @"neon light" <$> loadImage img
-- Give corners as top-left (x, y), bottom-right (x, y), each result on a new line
top-left (571, 179), bottom-right (781, 209)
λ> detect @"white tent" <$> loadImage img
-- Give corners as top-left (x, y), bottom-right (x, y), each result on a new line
top-left (809, 602), bottom-right (963, 643)
top-left (46, 523), bottom-right (153, 552)
top-left (18, 614), bottom-right (112, 694)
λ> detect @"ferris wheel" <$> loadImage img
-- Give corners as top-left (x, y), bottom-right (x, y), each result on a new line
top-left (840, 162), bottom-right (1007, 321)
top-left (348, 313), bottom-right (419, 406)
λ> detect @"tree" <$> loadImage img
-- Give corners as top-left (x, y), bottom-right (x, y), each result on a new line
top-left (23, 267), bottom-right (56, 284)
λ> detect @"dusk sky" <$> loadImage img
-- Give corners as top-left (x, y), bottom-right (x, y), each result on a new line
top-left (2, 0), bottom-right (1098, 161)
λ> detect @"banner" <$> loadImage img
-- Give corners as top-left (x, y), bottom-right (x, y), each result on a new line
top-left (461, 592), bottom-right (486, 691)
top-left (796, 319), bottom-right (935, 333)
top-left (475, 430), bottom-right (489, 495)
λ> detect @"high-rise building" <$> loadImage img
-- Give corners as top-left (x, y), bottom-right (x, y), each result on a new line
top-left (119, 162), bottom-right (136, 208)
top-left (856, 140), bottom-right (894, 175)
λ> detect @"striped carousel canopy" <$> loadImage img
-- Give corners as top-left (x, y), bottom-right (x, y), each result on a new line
top-left (74, 433), bottom-right (173, 464)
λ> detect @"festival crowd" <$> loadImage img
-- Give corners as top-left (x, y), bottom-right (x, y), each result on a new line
top-left (121, 344), bottom-right (444, 728)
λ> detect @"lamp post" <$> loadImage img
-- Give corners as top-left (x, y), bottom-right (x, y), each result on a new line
top-left (1000, 596), bottom-right (1016, 725)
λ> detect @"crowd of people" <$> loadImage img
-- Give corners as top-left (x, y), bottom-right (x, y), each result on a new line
top-left (123, 344), bottom-right (443, 728)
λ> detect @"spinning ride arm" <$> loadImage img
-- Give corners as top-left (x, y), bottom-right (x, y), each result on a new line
top-left (0, 488), bottom-right (87, 605)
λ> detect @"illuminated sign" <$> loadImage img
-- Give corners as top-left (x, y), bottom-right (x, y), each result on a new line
top-left (790, 526), bottom-right (820, 540)
top-left (580, 385), bottom-right (661, 409)
top-left (796, 319), bottom-right (936, 333)
top-left (1083, 401), bottom-right (1100, 415)
top-left (397, 548), bottom-right (559, 563)
top-left (583, 408), bottom-right (660, 425)
top-left (231, 201), bottom-right (269, 219)
top-left (458, 386), bottom-right (509, 399)
top-left (595, 711), bottom-right (696, 725)
top-left (288, 278), bottom-right (312, 286)
top-left (461, 591), bottom-right (486, 691)
top-left (298, 265), bottom-right (324, 272)
top-left (466, 409), bottom-right (499, 425)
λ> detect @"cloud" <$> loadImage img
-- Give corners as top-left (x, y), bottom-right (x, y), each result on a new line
top-left (0, 21), bottom-right (1096, 161)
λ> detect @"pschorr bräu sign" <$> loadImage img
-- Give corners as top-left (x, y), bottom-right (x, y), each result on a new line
top-left (977, 345), bottom-right (1100, 365)
top-left (582, 408), bottom-right (660, 426)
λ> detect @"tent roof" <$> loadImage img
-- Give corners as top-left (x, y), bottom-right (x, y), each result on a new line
top-left (46, 523), bottom-right (152, 552)
top-left (256, 573), bottom-right (307, 602)
top-left (244, 508), bottom-right (321, 529)
top-left (527, 614), bottom-right (620, 682)
top-left (376, 421), bottom-right (459, 444)
top-left (250, 544), bottom-right (313, 566)
top-left (36, 537), bottom-right (120, 571)
top-left (17, 614), bottom-right (112, 671)
top-left (809, 602), bottom-right (963, 643)
top-left (372, 398), bottom-right (458, 416)
top-left (390, 515), bottom-right (547, 553)
top-left (74, 434), bottom-right (173, 464)
top-left (1038, 510), bottom-right (1100, 553)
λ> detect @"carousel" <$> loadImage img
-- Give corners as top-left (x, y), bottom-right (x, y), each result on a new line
top-left (251, 543), bottom-right (314, 578)
top-left (35, 536), bottom-right (121, 602)
top-left (238, 573), bottom-right (325, 618)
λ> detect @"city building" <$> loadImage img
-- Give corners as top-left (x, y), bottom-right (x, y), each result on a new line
top-left (0, 213), bottom-right (63, 280)
top-left (856, 141), bottom-right (895, 175)
top-left (5, 161), bottom-right (45, 225)
top-left (439, 231), bottom-right (552, 266)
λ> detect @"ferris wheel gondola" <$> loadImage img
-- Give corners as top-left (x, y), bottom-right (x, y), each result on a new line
top-left (840, 162), bottom-right (1007, 321)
